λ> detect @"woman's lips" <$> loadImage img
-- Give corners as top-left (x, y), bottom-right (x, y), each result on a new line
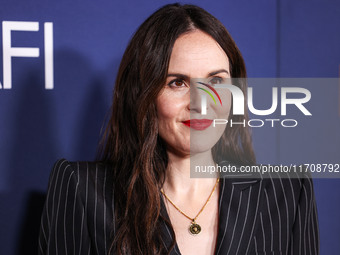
top-left (182, 119), bottom-right (213, 130)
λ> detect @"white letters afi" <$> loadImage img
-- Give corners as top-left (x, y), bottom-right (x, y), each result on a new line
top-left (0, 21), bottom-right (53, 89)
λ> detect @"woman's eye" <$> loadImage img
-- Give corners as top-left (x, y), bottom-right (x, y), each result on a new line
top-left (168, 79), bottom-right (187, 88)
top-left (209, 77), bottom-right (223, 85)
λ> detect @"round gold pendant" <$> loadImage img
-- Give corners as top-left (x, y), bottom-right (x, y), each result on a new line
top-left (189, 222), bottom-right (201, 235)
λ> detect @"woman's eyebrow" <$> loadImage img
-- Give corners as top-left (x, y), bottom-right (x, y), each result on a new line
top-left (166, 73), bottom-right (189, 80)
top-left (167, 69), bottom-right (229, 79)
top-left (208, 69), bottom-right (229, 76)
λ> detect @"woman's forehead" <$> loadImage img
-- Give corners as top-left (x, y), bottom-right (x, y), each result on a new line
top-left (168, 30), bottom-right (230, 77)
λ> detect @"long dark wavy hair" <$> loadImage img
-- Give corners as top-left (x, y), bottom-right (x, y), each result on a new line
top-left (98, 3), bottom-right (256, 254)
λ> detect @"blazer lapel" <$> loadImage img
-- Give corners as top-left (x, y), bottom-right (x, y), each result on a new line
top-left (215, 175), bottom-right (263, 255)
top-left (159, 164), bottom-right (264, 255)
top-left (160, 193), bottom-right (183, 255)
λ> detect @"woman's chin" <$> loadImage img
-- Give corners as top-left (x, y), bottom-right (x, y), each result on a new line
top-left (189, 141), bottom-right (216, 155)
top-left (189, 133), bottom-right (222, 154)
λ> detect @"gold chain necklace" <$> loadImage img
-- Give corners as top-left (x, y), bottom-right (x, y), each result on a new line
top-left (160, 178), bottom-right (219, 235)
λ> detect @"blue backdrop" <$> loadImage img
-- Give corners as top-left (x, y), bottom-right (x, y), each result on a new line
top-left (0, 0), bottom-right (339, 254)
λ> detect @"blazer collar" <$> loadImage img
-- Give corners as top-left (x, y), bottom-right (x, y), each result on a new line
top-left (215, 172), bottom-right (263, 255)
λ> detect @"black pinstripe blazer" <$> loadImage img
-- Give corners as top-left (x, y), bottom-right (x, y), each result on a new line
top-left (39, 159), bottom-right (319, 255)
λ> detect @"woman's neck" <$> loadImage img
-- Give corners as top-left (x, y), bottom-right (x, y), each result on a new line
top-left (162, 150), bottom-right (218, 198)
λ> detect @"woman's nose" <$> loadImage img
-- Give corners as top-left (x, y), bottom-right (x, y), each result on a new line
top-left (187, 82), bottom-right (206, 114)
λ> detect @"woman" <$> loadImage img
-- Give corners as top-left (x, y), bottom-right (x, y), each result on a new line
top-left (38, 3), bottom-right (319, 255)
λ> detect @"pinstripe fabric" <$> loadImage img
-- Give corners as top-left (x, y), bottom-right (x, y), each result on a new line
top-left (39, 159), bottom-right (319, 255)
top-left (39, 159), bottom-right (115, 255)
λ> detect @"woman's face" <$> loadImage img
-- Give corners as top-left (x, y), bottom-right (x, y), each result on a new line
top-left (156, 30), bottom-right (232, 156)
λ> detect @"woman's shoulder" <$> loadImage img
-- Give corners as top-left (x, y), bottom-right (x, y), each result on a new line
top-left (39, 159), bottom-right (115, 254)
top-left (48, 158), bottom-right (114, 192)
top-left (218, 160), bottom-right (315, 197)
top-left (259, 167), bottom-right (315, 196)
